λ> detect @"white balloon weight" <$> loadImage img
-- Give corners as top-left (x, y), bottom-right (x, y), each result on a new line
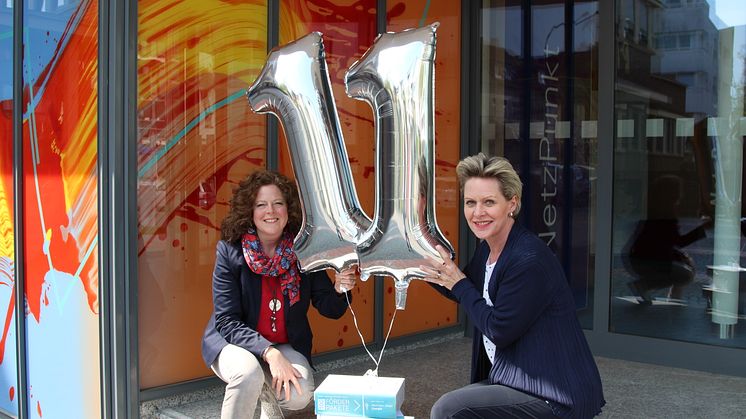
top-left (345, 23), bottom-right (454, 309)
top-left (247, 32), bottom-right (371, 273)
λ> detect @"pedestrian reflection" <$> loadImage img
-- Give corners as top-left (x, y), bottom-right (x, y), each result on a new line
top-left (623, 175), bottom-right (712, 305)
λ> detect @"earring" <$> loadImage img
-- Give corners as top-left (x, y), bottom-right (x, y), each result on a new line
top-left (509, 211), bottom-right (514, 218)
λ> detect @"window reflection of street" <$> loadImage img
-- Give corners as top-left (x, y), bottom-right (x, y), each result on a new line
top-left (612, 0), bottom-right (746, 348)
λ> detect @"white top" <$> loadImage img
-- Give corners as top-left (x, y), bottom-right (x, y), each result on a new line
top-left (482, 260), bottom-right (497, 365)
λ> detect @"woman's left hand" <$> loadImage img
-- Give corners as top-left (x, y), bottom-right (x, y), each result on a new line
top-left (420, 245), bottom-right (465, 291)
top-left (333, 266), bottom-right (357, 293)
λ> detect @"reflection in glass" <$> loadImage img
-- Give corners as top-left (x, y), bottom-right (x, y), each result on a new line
top-left (612, 0), bottom-right (746, 348)
top-left (710, 25), bottom-right (744, 339)
top-left (480, 1), bottom-right (599, 328)
top-left (21, 0), bottom-right (101, 416)
top-left (0, 1), bottom-right (17, 416)
top-left (136, 0), bottom-right (268, 388)
top-left (623, 175), bottom-right (710, 304)
top-left (276, 0), bottom-right (382, 347)
top-left (384, 0), bottom-right (462, 338)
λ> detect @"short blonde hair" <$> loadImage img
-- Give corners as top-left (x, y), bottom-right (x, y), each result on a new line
top-left (456, 153), bottom-right (523, 218)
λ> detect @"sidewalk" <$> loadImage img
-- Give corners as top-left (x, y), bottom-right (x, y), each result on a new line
top-left (144, 333), bottom-right (746, 418)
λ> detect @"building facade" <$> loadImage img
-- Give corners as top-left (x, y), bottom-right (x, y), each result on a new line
top-left (0, 0), bottom-right (744, 417)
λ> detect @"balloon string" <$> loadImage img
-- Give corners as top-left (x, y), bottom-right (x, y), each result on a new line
top-left (344, 290), bottom-right (398, 376)
top-left (376, 303), bottom-right (398, 372)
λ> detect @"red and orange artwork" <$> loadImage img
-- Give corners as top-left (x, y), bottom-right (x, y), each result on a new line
top-left (0, 0), bottom-right (101, 417)
top-left (277, 0), bottom-right (379, 355)
top-left (383, 0), bottom-right (461, 338)
top-left (136, 0), bottom-right (269, 388)
top-left (135, 0), bottom-right (462, 388)
top-left (280, 0), bottom-right (461, 343)
top-left (0, 46), bottom-right (16, 414)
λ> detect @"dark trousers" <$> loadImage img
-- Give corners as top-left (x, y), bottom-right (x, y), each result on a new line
top-left (431, 381), bottom-right (557, 419)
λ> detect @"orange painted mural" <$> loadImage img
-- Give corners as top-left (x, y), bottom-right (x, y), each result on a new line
top-left (136, 0), bottom-right (269, 388)
top-left (136, 0), bottom-right (463, 388)
top-left (0, 0), bottom-right (101, 417)
top-left (0, 2), bottom-right (15, 415)
top-left (384, 0), bottom-right (460, 338)
top-left (278, 0), bottom-right (379, 355)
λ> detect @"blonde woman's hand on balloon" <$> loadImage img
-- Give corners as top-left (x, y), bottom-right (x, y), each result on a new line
top-left (420, 245), bottom-right (465, 291)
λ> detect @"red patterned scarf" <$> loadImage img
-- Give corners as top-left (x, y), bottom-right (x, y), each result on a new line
top-left (241, 230), bottom-right (301, 306)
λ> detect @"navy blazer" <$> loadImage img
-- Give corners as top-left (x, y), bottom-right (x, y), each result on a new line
top-left (436, 223), bottom-right (605, 419)
top-left (201, 240), bottom-right (350, 368)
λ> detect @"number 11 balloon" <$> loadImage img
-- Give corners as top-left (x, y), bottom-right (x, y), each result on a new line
top-left (346, 23), bottom-right (454, 309)
top-left (246, 25), bottom-right (453, 309)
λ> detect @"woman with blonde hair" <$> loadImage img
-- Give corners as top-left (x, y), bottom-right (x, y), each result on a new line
top-left (422, 153), bottom-right (605, 418)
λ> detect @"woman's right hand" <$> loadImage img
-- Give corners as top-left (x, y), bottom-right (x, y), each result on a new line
top-left (333, 266), bottom-right (357, 293)
top-left (420, 245), bottom-right (465, 290)
top-left (264, 347), bottom-right (303, 401)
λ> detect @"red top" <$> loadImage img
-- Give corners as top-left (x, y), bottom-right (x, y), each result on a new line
top-left (257, 277), bottom-right (289, 344)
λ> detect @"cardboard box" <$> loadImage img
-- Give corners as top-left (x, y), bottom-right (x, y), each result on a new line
top-left (314, 374), bottom-right (405, 418)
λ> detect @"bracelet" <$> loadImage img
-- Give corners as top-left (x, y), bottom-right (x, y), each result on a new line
top-left (261, 345), bottom-right (273, 361)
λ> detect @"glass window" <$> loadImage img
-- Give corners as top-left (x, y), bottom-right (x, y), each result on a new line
top-left (622, 0), bottom-right (634, 22)
top-left (480, 0), bottom-right (599, 328)
top-left (662, 34), bottom-right (676, 49)
top-left (0, 1), bottom-right (17, 416)
top-left (612, 1), bottom-right (746, 348)
top-left (621, 0), bottom-right (635, 41)
top-left (679, 32), bottom-right (692, 48)
top-left (385, 0), bottom-right (461, 338)
top-left (277, 0), bottom-right (378, 352)
top-left (137, 0), bottom-right (268, 388)
top-left (637, 0), bottom-right (649, 46)
top-left (676, 72), bottom-right (695, 87)
top-left (22, 0), bottom-right (101, 416)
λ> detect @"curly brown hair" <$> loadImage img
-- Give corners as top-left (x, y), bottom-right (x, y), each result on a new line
top-left (220, 170), bottom-right (302, 243)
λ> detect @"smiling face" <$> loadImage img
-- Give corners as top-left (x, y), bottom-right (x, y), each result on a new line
top-left (463, 177), bottom-right (517, 246)
top-left (252, 184), bottom-right (289, 246)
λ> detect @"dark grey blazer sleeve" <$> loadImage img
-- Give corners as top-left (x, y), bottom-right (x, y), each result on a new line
top-left (212, 240), bottom-right (272, 357)
top-left (309, 270), bottom-right (350, 319)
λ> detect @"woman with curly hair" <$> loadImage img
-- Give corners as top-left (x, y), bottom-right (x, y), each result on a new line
top-left (201, 170), bottom-right (356, 418)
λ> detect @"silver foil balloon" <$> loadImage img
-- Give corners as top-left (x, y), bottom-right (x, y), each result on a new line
top-left (346, 23), bottom-right (454, 309)
top-left (247, 32), bottom-right (371, 273)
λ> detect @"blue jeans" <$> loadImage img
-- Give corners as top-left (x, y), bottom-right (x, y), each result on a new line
top-left (431, 380), bottom-right (557, 419)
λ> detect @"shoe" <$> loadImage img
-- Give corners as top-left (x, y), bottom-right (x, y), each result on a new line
top-left (258, 384), bottom-right (285, 419)
top-left (628, 282), bottom-right (653, 306)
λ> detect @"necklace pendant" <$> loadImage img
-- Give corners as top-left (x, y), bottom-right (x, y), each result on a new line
top-left (269, 298), bottom-right (282, 312)
top-left (269, 297), bottom-right (280, 333)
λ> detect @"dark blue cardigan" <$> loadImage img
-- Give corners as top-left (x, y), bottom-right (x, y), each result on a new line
top-left (445, 223), bottom-right (605, 418)
top-left (201, 240), bottom-right (350, 368)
